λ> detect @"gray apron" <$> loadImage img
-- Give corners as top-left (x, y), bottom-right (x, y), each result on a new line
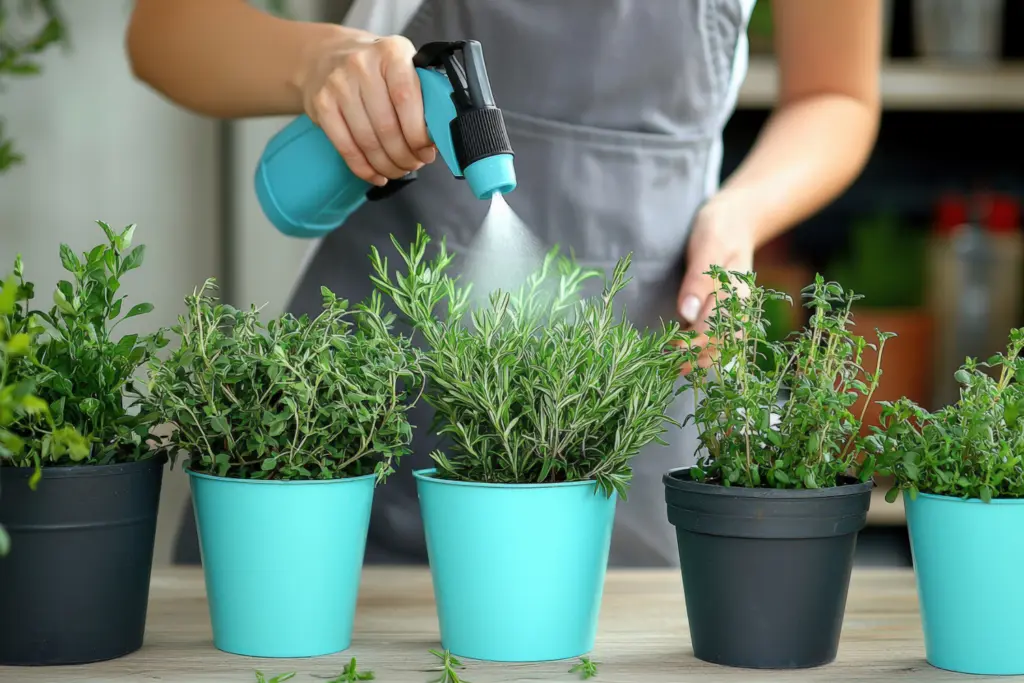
top-left (174, 0), bottom-right (753, 568)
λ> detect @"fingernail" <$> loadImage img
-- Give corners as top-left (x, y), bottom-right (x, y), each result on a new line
top-left (418, 148), bottom-right (436, 164)
top-left (681, 295), bottom-right (701, 323)
top-left (373, 176), bottom-right (388, 187)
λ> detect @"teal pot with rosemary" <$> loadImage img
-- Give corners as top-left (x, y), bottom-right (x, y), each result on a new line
top-left (415, 468), bottom-right (617, 662)
top-left (145, 278), bottom-right (423, 658)
top-left (904, 491), bottom-right (1024, 675)
top-left (370, 229), bottom-right (689, 662)
top-left (188, 469), bottom-right (376, 657)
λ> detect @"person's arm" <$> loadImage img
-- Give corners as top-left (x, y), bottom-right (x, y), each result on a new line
top-left (126, 0), bottom-right (435, 184)
top-left (126, 0), bottom-right (351, 118)
top-left (678, 0), bottom-right (882, 330)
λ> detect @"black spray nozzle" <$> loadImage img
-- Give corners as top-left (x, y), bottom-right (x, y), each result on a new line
top-left (414, 40), bottom-right (514, 175)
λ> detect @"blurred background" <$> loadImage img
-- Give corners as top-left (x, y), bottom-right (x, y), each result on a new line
top-left (1, 0), bottom-right (1022, 567)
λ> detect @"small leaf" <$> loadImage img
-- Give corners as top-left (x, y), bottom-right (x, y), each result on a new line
top-left (124, 302), bottom-right (154, 319)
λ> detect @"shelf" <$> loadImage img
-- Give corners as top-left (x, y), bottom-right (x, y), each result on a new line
top-left (738, 58), bottom-right (1024, 110)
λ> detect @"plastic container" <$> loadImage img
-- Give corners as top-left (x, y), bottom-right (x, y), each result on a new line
top-left (905, 490), bottom-right (1024, 675)
top-left (663, 467), bottom-right (872, 669)
top-left (414, 468), bottom-right (617, 662)
top-left (0, 459), bottom-right (164, 665)
top-left (189, 469), bottom-right (376, 658)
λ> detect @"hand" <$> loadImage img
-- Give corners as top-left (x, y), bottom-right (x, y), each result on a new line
top-left (676, 198), bottom-right (756, 370)
top-left (298, 32), bottom-right (437, 187)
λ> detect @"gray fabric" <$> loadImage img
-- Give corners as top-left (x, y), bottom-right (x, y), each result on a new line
top-left (174, 0), bottom-right (750, 567)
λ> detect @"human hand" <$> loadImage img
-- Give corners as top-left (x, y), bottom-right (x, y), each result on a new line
top-left (298, 32), bottom-right (437, 187)
top-left (676, 198), bottom-right (756, 371)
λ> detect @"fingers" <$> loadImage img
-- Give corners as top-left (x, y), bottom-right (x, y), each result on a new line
top-left (305, 35), bottom-right (433, 185)
top-left (678, 266), bottom-right (716, 329)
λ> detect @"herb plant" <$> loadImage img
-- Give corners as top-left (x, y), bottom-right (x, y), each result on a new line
top-left (369, 227), bottom-right (687, 498)
top-left (683, 267), bottom-right (891, 489)
top-left (329, 657), bottom-right (375, 682)
top-left (0, 0), bottom-right (66, 173)
top-left (0, 222), bottom-right (162, 476)
top-left (146, 280), bottom-right (422, 481)
top-left (428, 649), bottom-right (468, 683)
top-left (570, 655), bottom-right (599, 679)
top-left (867, 329), bottom-right (1024, 503)
top-left (254, 672), bottom-right (295, 683)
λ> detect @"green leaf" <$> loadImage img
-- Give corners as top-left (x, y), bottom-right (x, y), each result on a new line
top-left (124, 302), bottom-right (154, 319)
top-left (884, 486), bottom-right (899, 503)
top-left (122, 245), bottom-right (145, 272)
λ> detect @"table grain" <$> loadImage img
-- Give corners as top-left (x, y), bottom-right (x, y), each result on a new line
top-left (0, 567), bottom-right (1006, 682)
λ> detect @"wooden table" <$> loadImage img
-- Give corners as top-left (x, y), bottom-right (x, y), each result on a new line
top-left (0, 567), bottom-right (1002, 682)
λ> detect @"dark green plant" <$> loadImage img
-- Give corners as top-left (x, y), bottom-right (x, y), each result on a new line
top-left (369, 227), bottom-right (687, 498)
top-left (329, 657), bottom-right (375, 682)
top-left (0, 0), bottom-right (67, 173)
top-left (428, 649), bottom-right (468, 683)
top-left (0, 222), bottom-right (162, 476)
top-left (866, 329), bottom-right (1024, 503)
top-left (146, 280), bottom-right (423, 481)
top-left (570, 655), bottom-right (599, 679)
top-left (682, 267), bottom-right (892, 489)
top-left (827, 213), bottom-right (926, 309)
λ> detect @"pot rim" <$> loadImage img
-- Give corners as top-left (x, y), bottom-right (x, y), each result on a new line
top-left (905, 489), bottom-right (1024, 506)
top-left (663, 466), bottom-right (874, 499)
top-left (185, 467), bottom-right (378, 486)
top-left (0, 455), bottom-right (165, 479)
top-left (413, 467), bottom-right (604, 490)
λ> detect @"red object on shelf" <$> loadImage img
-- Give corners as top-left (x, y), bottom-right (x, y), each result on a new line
top-left (933, 194), bottom-right (967, 236)
top-left (985, 194), bottom-right (1021, 234)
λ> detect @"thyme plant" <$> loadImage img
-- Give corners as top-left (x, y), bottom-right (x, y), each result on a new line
top-left (867, 329), bottom-right (1024, 503)
top-left (146, 281), bottom-right (423, 482)
top-left (0, 222), bottom-right (160, 474)
top-left (370, 227), bottom-right (687, 498)
top-left (683, 268), bottom-right (891, 489)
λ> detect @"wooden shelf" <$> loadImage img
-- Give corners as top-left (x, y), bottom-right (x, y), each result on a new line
top-left (738, 58), bottom-right (1024, 110)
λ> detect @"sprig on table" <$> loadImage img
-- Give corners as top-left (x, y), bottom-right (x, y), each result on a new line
top-left (255, 672), bottom-right (295, 683)
top-left (428, 649), bottom-right (469, 683)
top-left (329, 657), bottom-right (375, 682)
top-left (570, 656), bottom-right (599, 679)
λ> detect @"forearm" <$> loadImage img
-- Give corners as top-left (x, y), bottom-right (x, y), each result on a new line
top-left (711, 93), bottom-right (880, 248)
top-left (126, 0), bottom-right (366, 118)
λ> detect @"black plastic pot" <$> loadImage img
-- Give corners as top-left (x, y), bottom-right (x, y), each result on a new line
top-left (663, 467), bottom-right (872, 669)
top-left (0, 458), bottom-right (164, 665)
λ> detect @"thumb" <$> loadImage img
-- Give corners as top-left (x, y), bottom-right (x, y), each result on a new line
top-left (678, 262), bottom-right (716, 328)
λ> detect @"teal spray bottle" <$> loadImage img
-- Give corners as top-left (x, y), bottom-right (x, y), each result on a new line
top-left (254, 40), bottom-right (517, 238)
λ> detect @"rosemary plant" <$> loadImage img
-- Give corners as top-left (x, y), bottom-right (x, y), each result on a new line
top-left (0, 222), bottom-right (161, 474)
top-left (683, 267), bottom-right (891, 489)
top-left (369, 226), bottom-right (687, 498)
top-left (867, 329), bottom-right (1024, 503)
top-left (145, 281), bottom-right (423, 482)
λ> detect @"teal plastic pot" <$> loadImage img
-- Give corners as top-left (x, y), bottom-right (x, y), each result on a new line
top-left (905, 490), bottom-right (1024, 675)
top-left (188, 469), bottom-right (376, 658)
top-left (414, 468), bottom-right (617, 662)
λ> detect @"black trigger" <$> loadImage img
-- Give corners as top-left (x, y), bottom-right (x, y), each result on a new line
top-left (366, 171), bottom-right (418, 201)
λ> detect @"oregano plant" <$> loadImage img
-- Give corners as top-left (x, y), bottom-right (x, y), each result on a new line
top-left (866, 329), bottom-right (1024, 503)
top-left (369, 226), bottom-right (688, 498)
top-left (0, 221), bottom-right (161, 477)
top-left (145, 280), bottom-right (423, 482)
top-left (682, 267), bottom-right (892, 489)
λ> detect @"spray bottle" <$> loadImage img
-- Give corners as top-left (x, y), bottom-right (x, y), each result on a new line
top-left (254, 40), bottom-right (517, 238)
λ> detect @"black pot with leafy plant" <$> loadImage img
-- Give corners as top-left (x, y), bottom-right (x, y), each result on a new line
top-left (865, 329), bottom-right (1024, 675)
top-left (0, 221), bottom-right (166, 666)
top-left (663, 268), bottom-right (889, 669)
top-left (368, 227), bottom-right (687, 663)
top-left (144, 279), bottom-right (423, 658)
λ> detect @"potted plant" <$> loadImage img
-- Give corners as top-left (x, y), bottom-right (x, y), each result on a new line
top-left (867, 329), bottom-right (1024, 675)
top-left (368, 227), bottom-right (687, 663)
top-left (0, 222), bottom-right (166, 666)
top-left (144, 279), bottom-right (423, 658)
top-left (663, 268), bottom-right (889, 669)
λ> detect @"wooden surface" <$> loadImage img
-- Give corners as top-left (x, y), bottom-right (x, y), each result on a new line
top-left (1, 567), bottom-right (1000, 682)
